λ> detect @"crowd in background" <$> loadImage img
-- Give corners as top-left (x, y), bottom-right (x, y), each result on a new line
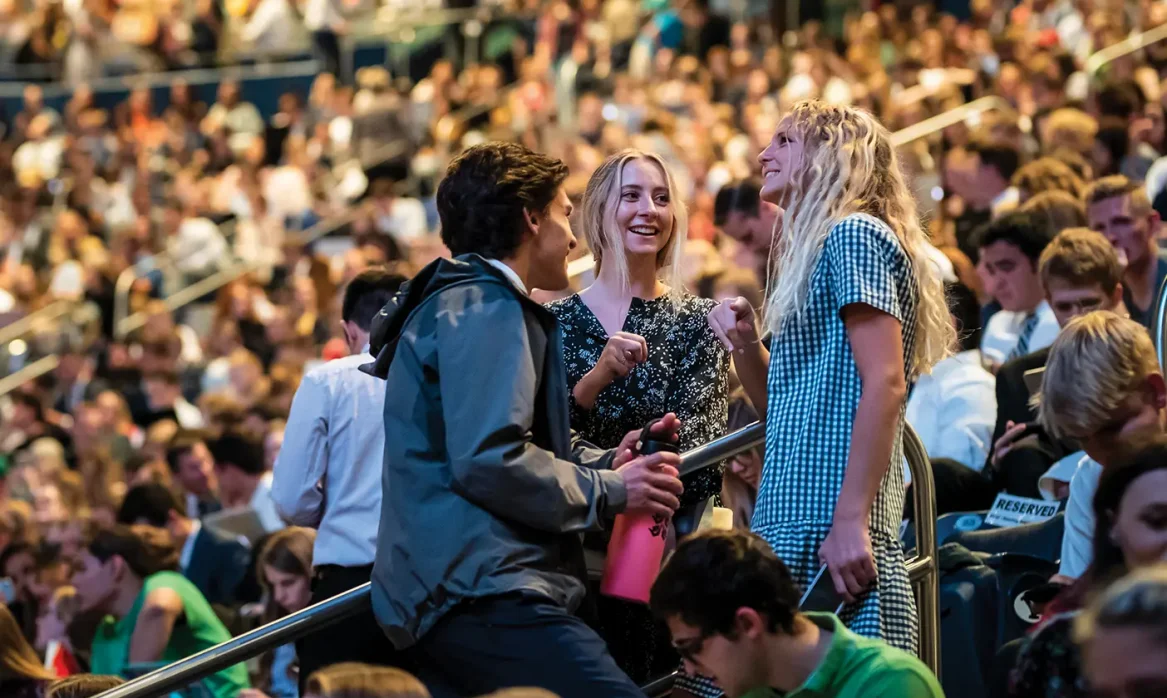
top-left (3, 0), bottom-right (1167, 697)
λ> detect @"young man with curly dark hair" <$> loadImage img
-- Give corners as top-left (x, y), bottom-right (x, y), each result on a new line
top-left (364, 141), bottom-right (686, 697)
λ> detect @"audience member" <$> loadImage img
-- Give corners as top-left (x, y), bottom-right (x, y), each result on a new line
top-left (45, 675), bottom-right (126, 698)
top-left (208, 432), bottom-right (283, 534)
top-left (303, 663), bottom-right (430, 698)
top-left (988, 227), bottom-right (1125, 498)
top-left (1008, 437), bottom-right (1167, 697)
top-left (1076, 565), bottom-right (1167, 698)
top-left (116, 483), bottom-right (255, 606)
top-left (650, 530), bottom-right (944, 698)
top-left (253, 527), bottom-right (316, 698)
top-left (1038, 312), bottom-right (1165, 581)
top-left (976, 212), bottom-right (1060, 370)
top-left (1084, 176), bottom-right (1167, 328)
top-left (0, 603), bottom-right (55, 698)
top-left (273, 267), bottom-right (406, 690)
top-left (72, 525), bottom-right (250, 697)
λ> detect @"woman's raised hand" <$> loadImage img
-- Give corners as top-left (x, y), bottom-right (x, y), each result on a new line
top-left (708, 297), bottom-right (760, 353)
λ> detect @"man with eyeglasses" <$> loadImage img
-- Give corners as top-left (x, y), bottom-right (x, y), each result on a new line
top-left (650, 530), bottom-right (943, 698)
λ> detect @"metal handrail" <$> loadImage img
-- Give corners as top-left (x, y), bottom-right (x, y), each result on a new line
top-left (0, 300), bottom-right (75, 349)
top-left (890, 96), bottom-right (1013, 147)
top-left (97, 420), bottom-right (941, 698)
top-left (1086, 21), bottom-right (1167, 76)
top-left (0, 355), bottom-right (60, 396)
top-left (1152, 275), bottom-right (1167, 371)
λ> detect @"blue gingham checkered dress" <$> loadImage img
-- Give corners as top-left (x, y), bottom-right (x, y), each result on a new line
top-left (753, 213), bottom-right (919, 654)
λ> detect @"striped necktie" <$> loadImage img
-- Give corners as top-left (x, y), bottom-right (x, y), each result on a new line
top-left (1007, 312), bottom-right (1040, 362)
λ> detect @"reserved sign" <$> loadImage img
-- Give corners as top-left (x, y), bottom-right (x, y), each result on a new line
top-left (985, 493), bottom-right (1061, 528)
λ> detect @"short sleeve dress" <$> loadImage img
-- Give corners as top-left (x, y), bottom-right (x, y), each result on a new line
top-left (752, 213), bottom-right (920, 655)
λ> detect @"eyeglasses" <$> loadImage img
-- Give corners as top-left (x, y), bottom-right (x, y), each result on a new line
top-left (672, 634), bottom-right (709, 664)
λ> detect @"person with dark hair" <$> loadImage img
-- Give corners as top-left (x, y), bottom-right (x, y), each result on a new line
top-left (713, 177), bottom-right (778, 280)
top-left (165, 430), bottom-right (221, 518)
top-left (1006, 436), bottom-right (1167, 698)
top-left (72, 525), bottom-right (249, 697)
top-left (364, 141), bottom-right (685, 697)
top-left (272, 267), bottom-right (408, 692)
top-left (0, 542), bottom-right (40, 643)
top-left (117, 483), bottom-right (254, 606)
top-left (952, 136), bottom-right (1022, 261)
top-left (975, 211), bottom-right (1059, 370)
top-left (209, 432), bottom-right (283, 534)
top-left (649, 530), bottom-right (943, 698)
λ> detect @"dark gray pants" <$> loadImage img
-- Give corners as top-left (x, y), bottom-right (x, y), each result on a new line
top-left (409, 594), bottom-right (644, 698)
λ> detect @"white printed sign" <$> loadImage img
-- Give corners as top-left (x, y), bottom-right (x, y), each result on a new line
top-left (985, 493), bottom-right (1061, 528)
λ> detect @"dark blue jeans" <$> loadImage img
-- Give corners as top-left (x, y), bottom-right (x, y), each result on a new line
top-left (408, 593), bottom-right (644, 698)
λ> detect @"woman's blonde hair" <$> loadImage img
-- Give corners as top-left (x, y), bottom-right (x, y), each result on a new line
top-left (305, 662), bottom-right (430, 698)
top-left (579, 149), bottom-right (688, 304)
top-left (764, 100), bottom-right (953, 378)
top-left (0, 603), bottom-right (54, 683)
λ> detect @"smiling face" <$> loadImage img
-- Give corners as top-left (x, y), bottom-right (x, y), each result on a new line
top-left (758, 118), bottom-right (806, 204)
top-left (614, 157), bottom-right (675, 259)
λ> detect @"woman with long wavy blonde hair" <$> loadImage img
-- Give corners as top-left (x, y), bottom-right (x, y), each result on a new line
top-left (545, 149), bottom-right (729, 687)
top-left (709, 100), bottom-right (953, 658)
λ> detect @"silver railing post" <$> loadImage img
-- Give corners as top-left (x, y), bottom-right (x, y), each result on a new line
top-left (903, 423), bottom-right (940, 677)
top-left (1153, 276), bottom-right (1167, 371)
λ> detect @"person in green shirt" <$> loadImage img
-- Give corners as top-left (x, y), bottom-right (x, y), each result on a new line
top-left (71, 525), bottom-right (250, 698)
top-left (650, 530), bottom-right (944, 698)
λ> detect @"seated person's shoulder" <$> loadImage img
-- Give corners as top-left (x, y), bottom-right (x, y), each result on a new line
top-left (851, 643), bottom-right (944, 697)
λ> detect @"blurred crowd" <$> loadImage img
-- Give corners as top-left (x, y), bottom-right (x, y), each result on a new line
top-left (4, 0), bottom-right (1167, 697)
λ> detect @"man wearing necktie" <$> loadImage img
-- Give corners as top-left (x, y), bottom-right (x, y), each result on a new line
top-left (975, 212), bottom-right (1061, 372)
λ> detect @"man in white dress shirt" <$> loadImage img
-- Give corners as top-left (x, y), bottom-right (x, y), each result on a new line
top-left (271, 267), bottom-right (407, 690)
top-left (977, 211), bottom-right (1061, 370)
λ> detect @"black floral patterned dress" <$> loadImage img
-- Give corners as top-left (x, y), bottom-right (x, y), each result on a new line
top-left (547, 291), bottom-right (730, 684)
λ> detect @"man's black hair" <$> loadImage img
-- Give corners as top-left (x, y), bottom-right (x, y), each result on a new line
top-left (967, 136), bottom-right (1022, 183)
top-left (117, 483), bottom-right (183, 528)
top-left (207, 432), bottom-right (265, 477)
top-left (165, 429), bottom-right (208, 475)
top-left (947, 281), bottom-right (983, 353)
top-left (650, 530), bottom-right (800, 637)
top-left (713, 178), bottom-right (762, 227)
top-left (0, 541), bottom-right (34, 574)
top-left (436, 142), bottom-right (569, 260)
top-left (1096, 80), bottom-right (1144, 121)
top-left (972, 210), bottom-right (1054, 266)
top-left (10, 391), bottom-right (44, 421)
top-left (341, 268), bottom-right (408, 331)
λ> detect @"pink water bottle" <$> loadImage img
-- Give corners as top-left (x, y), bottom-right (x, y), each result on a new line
top-left (600, 420), bottom-right (678, 604)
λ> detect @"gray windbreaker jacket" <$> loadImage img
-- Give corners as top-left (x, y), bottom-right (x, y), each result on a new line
top-left (363, 254), bottom-right (628, 648)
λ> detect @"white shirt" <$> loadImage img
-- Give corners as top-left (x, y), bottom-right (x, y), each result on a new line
top-left (174, 397), bottom-right (205, 430)
top-left (1038, 450), bottom-right (1082, 501)
top-left (980, 300), bottom-right (1060, 367)
top-left (240, 0), bottom-right (297, 52)
top-left (179, 519), bottom-right (202, 572)
top-left (485, 258), bottom-right (528, 294)
top-left (169, 218), bottom-right (229, 277)
top-left (1059, 454), bottom-right (1101, 579)
top-left (251, 472), bottom-right (286, 534)
top-left (272, 351), bottom-right (387, 566)
top-left (303, 0), bottom-right (343, 31)
top-left (904, 350), bottom-right (996, 484)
